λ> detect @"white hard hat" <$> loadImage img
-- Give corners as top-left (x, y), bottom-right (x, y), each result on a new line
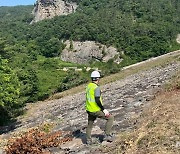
top-left (91, 71), bottom-right (100, 78)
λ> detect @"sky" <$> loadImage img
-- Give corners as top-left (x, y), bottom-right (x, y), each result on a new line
top-left (0, 0), bottom-right (36, 6)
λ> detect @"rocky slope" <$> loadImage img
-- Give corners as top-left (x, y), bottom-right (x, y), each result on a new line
top-left (0, 51), bottom-right (180, 153)
top-left (31, 0), bottom-right (77, 23)
top-left (61, 40), bottom-right (122, 64)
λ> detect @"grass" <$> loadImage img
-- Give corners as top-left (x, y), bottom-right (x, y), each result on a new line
top-left (98, 73), bottom-right (180, 154)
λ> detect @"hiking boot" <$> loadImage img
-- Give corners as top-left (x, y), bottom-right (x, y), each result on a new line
top-left (103, 134), bottom-right (114, 142)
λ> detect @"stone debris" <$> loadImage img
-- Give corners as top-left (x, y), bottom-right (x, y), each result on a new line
top-left (175, 141), bottom-right (180, 149)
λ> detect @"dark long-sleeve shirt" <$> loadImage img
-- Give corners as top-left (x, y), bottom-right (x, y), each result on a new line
top-left (94, 87), bottom-right (104, 110)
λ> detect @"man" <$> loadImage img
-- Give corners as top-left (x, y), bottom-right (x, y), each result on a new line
top-left (85, 70), bottom-right (114, 145)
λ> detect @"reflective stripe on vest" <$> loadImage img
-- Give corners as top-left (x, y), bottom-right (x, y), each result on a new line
top-left (85, 83), bottom-right (102, 112)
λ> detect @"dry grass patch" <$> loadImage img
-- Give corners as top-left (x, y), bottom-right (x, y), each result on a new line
top-left (164, 71), bottom-right (180, 91)
top-left (5, 126), bottom-right (73, 154)
top-left (123, 92), bottom-right (179, 154)
top-left (99, 79), bottom-right (180, 154)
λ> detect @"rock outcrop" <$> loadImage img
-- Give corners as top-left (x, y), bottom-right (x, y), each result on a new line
top-left (31, 0), bottom-right (78, 23)
top-left (176, 34), bottom-right (180, 44)
top-left (61, 40), bottom-right (122, 64)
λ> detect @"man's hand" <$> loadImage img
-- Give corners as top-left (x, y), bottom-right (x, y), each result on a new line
top-left (103, 109), bottom-right (110, 117)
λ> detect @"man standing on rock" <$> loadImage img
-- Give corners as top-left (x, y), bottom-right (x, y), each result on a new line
top-left (85, 70), bottom-right (114, 145)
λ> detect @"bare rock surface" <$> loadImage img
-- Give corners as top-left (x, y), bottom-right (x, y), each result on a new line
top-left (1, 51), bottom-right (180, 153)
top-left (177, 34), bottom-right (180, 44)
top-left (61, 40), bottom-right (121, 64)
top-left (31, 0), bottom-right (78, 23)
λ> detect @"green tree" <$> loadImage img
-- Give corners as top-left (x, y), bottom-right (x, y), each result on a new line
top-left (42, 37), bottom-right (62, 57)
top-left (0, 38), bottom-right (6, 57)
top-left (18, 68), bottom-right (39, 103)
top-left (0, 57), bottom-right (21, 125)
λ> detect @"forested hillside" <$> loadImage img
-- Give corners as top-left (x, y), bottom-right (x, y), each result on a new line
top-left (0, 0), bottom-right (180, 124)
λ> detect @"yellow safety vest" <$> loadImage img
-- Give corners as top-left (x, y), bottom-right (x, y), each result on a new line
top-left (85, 83), bottom-right (103, 112)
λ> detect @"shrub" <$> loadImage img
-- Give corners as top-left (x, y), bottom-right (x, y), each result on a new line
top-left (6, 128), bottom-right (72, 154)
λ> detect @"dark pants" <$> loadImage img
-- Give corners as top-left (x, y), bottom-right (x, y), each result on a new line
top-left (86, 111), bottom-right (114, 140)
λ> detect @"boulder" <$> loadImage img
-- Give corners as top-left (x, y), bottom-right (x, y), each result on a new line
top-left (176, 34), bottom-right (180, 44)
top-left (61, 40), bottom-right (122, 64)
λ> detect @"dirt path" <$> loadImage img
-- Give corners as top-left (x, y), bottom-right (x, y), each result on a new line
top-left (1, 51), bottom-right (180, 154)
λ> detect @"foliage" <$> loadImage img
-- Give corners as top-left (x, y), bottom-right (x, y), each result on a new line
top-left (17, 68), bottom-right (39, 103)
top-left (58, 71), bottom-right (88, 92)
top-left (0, 57), bottom-right (21, 124)
top-left (41, 37), bottom-right (65, 57)
top-left (0, 0), bottom-right (179, 60)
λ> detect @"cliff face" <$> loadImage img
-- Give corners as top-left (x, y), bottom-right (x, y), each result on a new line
top-left (31, 0), bottom-right (77, 23)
